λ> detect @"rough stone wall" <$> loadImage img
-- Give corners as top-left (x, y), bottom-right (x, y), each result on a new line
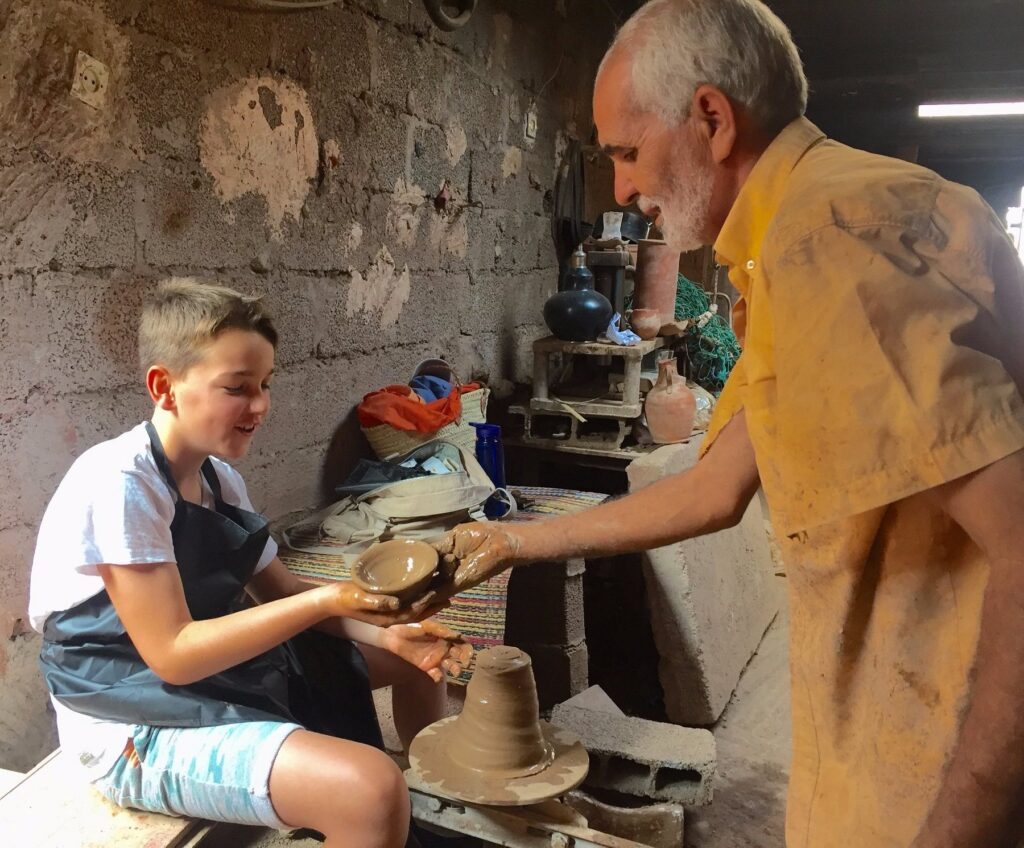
top-left (0, 0), bottom-right (623, 770)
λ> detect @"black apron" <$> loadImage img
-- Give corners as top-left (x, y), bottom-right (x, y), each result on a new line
top-left (39, 422), bottom-right (383, 747)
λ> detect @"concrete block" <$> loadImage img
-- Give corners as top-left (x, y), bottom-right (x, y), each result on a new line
top-left (346, 110), bottom-right (411, 194)
top-left (35, 272), bottom-right (143, 394)
top-left (135, 165), bottom-right (264, 268)
top-left (443, 66), bottom-right (505, 149)
top-left (0, 159), bottom-right (75, 273)
top-left (460, 269), bottom-right (552, 336)
top-left (370, 25), bottom-right (449, 123)
top-left (505, 642), bottom-right (588, 711)
top-left (558, 685), bottom-right (625, 717)
top-left (566, 790), bottom-right (685, 848)
top-left (411, 120), bottom-right (471, 201)
top-left (504, 565), bottom-right (585, 647)
top-left (550, 704), bottom-right (716, 806)
top-left (627, 441), bottom-right (782, 725)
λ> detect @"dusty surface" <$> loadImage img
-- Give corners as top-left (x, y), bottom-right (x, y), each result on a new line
top-left (686, 605), bottom-right (791, 848)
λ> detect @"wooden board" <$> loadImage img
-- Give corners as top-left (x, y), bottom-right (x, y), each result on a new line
top-left (0, 750), bottom-right (210, 848)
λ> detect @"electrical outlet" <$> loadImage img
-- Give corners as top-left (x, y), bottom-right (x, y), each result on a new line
top-left (70, 51), bottom-right (109, 109)
top-left (524, 105), bottom-right (538, 141)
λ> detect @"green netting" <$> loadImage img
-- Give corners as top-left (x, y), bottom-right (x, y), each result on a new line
top-left (625, 274), bottom-right (740, 394)
top-left (673, 274), bottom-right (740, 394)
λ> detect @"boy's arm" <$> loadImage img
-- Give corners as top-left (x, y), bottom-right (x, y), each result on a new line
top-left (98, 561), bottom-right (396, 685)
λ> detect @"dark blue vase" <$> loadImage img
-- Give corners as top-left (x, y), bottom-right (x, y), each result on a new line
top-left (543, 247), bottom-right (613, 342)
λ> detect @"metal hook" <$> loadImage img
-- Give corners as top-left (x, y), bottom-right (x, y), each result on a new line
top-left (423, 0), bottom-right (477, 31)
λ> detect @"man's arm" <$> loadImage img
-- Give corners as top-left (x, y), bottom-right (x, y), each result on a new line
top-left (435, 409), bottom-right (760, 591)
top-left (912, 447), bottom-right (1024, 848)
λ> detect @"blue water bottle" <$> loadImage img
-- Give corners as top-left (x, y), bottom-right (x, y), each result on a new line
top-left (470, 423), bottom-right (507, 518)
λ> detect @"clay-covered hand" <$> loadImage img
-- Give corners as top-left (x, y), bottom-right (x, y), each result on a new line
top-left (432, 523), bottom-right (525, 593)
top-left (319, 581), bottom-right (405, 622)
top-left (382, 619), bottom-right (474, 682)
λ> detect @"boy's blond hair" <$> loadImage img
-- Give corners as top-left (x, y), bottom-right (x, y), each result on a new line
top-left (139, 278), bottom-right (278, 375)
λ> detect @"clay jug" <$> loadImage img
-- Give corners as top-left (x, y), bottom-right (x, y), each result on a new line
top-left (645, 358), bottom-right (696, 444)
top-left (635, 239), bottom-right (680, 325)
top-left (544, 247), bottom-right (613, 342)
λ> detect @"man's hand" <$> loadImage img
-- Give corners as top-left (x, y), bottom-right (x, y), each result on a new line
top-left (381, 620), bottom-right (474, 682)
top-left (430, 523), bottom-right (526, 595)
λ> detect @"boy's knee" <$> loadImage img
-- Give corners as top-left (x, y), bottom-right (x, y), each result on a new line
top-left (350, 750), bottom-right (409, 829)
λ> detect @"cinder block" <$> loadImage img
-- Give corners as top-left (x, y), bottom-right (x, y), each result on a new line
top-left (557, 685), bottom-right (624, 717)
top-left (550, 704), bottom-right (715, 806)
top-left (504, 562), bottom-right (585, 647)
top-left (627, 442), bottom-right (782, 725)
top-left (566, 790), bottom-right (685, 848)
top-left (507, 642), bottom-right (588, 710)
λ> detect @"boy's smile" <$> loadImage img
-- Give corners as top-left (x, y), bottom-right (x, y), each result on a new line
top-left (151, 328), bottom-right (276, 477)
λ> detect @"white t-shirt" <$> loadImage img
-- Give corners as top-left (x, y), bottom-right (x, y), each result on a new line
top-left (29, 422), bottom-right (278, 777)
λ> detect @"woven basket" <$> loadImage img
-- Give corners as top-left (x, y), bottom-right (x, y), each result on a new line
top-left (362, 384), bottom-right (490, 460)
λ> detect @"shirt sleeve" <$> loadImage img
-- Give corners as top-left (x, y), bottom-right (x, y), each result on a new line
top-left (761, 200), bottom-right (1024, 533)
top-left (79, 470), bottom-right (177, 572)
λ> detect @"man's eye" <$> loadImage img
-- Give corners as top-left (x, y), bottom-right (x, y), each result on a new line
top-left (261, 383), bottom-right (271, 391)
top-left (223, 386), bottom-right (244, 395)
top-left (623, 149), bottom-right (638, 163)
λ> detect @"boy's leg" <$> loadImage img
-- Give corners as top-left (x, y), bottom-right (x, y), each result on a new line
top-left (94, 722), bottom-right (409, 848)
top-left (358, 643), bottom-right (447, 750)
top-left (269, 728), bottom-right (410, 848)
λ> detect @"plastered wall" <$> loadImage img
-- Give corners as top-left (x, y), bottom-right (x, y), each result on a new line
top-left (0, 0), bottom-right (621, 769)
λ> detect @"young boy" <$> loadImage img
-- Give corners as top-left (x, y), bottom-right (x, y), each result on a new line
top-left (28, 279), bottom-right (470, 848)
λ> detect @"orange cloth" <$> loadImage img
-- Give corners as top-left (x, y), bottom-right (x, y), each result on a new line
top-left (703, 118), bottom-right (1024, 847)
top-left (357, 382), bottom-right (481, 432)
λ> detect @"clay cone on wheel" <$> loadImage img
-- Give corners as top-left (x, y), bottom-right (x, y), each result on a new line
top-left (408, 647), bottom-right (589, 805)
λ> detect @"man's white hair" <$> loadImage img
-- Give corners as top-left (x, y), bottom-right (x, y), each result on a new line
top-left (601, 0), bottom-right (808, 135)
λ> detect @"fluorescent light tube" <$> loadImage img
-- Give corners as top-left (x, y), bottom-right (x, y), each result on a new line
top-left (919, 102), bottom-right (1024, 118)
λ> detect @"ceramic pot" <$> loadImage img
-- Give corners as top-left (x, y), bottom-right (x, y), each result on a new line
top-left (645, 358), bottom-right (696, 444)
top-left (630, 308), bottom-right (661, 341)
top-left (352, 539), bottom-right (439, 606)
top-left (635, 239), bottom-right (680, 325)
top-left (544, 256), bottom-right (613, 342)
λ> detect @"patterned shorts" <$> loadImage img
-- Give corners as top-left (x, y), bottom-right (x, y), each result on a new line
top-left (94, 721), bottom-right (302, 828)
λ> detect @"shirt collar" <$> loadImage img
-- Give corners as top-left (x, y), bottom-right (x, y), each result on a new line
top-left (713, 117), bottom-right (826, 288)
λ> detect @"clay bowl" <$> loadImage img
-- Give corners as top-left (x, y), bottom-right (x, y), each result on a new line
top-left (352, 539), bottom-right (439, 606)
top-left (630, 307), bottom-right (662, 340)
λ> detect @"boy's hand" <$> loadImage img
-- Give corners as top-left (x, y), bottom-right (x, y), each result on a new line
top-left (322, 581), bottom-right (451, 627)
top-left (381, 620), bottom-right (473, 682)
top-left (320, 581), bottom-right (400, 617)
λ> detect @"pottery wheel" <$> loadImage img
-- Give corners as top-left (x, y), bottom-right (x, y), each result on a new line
top-left (408, 716), bottom-right (590, 806)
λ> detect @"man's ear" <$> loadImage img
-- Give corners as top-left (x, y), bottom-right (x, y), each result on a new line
top-left (147, 365), bottom-right (176, 410)
top-left (690, 84), bottom-right (738, 165)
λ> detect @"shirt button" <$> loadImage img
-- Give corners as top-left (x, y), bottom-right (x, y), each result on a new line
top-left (746, 259), bottom-right (756, 271)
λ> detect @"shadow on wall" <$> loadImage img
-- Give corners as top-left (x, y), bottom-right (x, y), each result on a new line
top-left (320, 407), bottom-right (371, 503)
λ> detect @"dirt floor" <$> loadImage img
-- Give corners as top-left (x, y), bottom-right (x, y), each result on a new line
top-left (198, 608), bottom-right (792, 848)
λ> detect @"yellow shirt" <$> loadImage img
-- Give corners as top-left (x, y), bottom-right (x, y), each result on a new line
top-left (703, 117), bottom-right (1024, 847)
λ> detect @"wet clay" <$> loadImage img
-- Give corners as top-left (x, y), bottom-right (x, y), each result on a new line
top-left (408, 646), bottom-right (590, 806)
top-left (352, 539), bottom-right (438, 603)
top-left (447, 646), bottom-right (554, 778)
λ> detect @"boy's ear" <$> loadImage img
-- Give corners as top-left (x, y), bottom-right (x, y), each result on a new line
top-left (146, 366), bottom-right (176, 410)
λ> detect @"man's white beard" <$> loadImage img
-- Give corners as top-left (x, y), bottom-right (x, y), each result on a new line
top-left (641, 138), bottom-right (714, 253)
